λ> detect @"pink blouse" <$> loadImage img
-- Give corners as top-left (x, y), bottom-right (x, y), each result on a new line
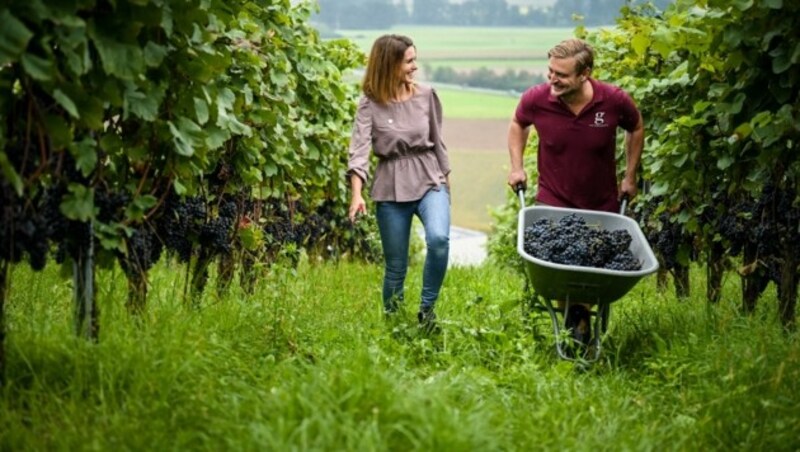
top-left (347, 84), bottom-right (450, 202)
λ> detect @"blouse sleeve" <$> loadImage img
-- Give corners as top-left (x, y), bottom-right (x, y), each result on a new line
top-left (346, 96), bottom-right (373, 183)
top-left (429, 88), bottom-right (451, 176)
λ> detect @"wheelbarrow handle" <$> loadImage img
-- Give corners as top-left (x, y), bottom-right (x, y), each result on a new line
top-left (518, 185), bottom-right (630, 214)
top-left (515, 183), bottom-right (526, 209)
top-left (619, 194), bottom-right (629, 216)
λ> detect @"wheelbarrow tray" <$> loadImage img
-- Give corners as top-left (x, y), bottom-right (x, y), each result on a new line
top-left (517, 205), bottom-right (659, 304)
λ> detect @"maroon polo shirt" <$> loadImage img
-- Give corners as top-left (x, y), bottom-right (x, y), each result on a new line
top-left (514, 79), bottom-right (640, 213)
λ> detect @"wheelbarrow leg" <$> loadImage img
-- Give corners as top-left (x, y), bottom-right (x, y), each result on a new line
top-left (538, 296), bottom-right (575, 361)
top-left (585, 302), bottom-right (609, 362)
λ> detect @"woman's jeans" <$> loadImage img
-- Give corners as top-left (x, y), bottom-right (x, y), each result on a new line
top-left (376, 185), bottom-right (450, 313)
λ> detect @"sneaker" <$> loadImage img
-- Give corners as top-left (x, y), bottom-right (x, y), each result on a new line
top-left (417, 309), bottom-right (440, 334)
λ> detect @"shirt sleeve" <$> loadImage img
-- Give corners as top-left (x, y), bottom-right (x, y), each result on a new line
top-left (429, 88), bottom-right (451, 176)
top-left (347, 96), bottom-right (372, 183)
top-left (514, 87), bottom-right (537, 128)
top-left (615, 89), bottom-right (640, 132)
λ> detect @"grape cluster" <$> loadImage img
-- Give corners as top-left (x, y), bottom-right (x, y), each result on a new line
top-left (1, 183), bottom-right (68, 271)
top-left (522, 213), bottom-right (642, 271)
top-left (636, 199), bottom-right (694, 271)
top-left (157, 194), bottom-right (207, 262)
top-left (119, 227), bottom-right (164, 275)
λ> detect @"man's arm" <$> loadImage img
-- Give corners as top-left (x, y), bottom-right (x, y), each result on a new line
top-left (508, 117), bottom-right (531, 190)
top-left (620, 113), bottom-right (644, 200)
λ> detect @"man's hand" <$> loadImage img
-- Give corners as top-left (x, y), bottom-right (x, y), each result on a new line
top-left (508, 169), bottom-right (528, 191)
top-left (619, 176), bottom-right (638, 200)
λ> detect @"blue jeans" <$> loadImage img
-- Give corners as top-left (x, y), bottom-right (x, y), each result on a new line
top-left (376, 185), bottom-right (450, 313)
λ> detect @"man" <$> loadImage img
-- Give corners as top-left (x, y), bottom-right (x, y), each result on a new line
top-left (507, 38), bottom-right (644, 346)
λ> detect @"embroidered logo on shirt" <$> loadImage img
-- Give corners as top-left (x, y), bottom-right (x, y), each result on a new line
top-left (591, 112), bottom-right (608, 127)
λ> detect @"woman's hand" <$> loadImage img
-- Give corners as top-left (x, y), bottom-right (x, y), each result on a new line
top-left (349, 193), bottom-right (366, 222)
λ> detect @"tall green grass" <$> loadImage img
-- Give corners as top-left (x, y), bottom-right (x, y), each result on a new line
top-left (1, 258), bottom-right (798, 450)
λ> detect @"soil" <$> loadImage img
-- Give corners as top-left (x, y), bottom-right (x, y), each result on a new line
top-left (442, 118), bottom-right (511, 152)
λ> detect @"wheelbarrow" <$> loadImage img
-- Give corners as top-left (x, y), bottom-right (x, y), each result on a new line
top-left (516, 189), bottom-right (659, 362)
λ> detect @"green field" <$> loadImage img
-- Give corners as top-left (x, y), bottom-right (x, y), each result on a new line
top-left (436, 86), bottom-right (519, 119)
top-left (338, 26), bottom-right (575, 74)
top-left (424, 58), bottom-right (549, 72)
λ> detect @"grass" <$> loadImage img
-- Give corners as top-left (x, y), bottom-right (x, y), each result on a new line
top-left (1, 257), bottom-right (799, 450)
top-left (436, 86), bottom-right (519, 119)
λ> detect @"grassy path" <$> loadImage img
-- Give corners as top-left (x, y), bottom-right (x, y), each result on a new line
top-left (1, 259), bottom-right (798, 450)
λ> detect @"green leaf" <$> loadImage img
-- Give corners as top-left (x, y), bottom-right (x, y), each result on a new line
top-left (68, 137), bottom-right (98, 176)
top-left (124, 82), bottom-right (165, 121)
top-left (21, 53), bottom-right (55, 81)
top-left (763, 0), bottom-right (782, 8)
top-left (60, 183), bottom-right (95, 221)
top-left (124, 194), bottom-right (157, 222)
top-left (52, 89), bottom-right (80, 118)
top-left (42, 114), bottom-right (74, 149)
top-left (205, 125), bottom-right (230, 149)
top-left (0, 151), bottom-right (23, 196)
top-left (264, 161), bottom-right (278, 177)
top-left (194, 97), bottom-right (209, 125)
top-left (631, 33), bottom-right (650, 57)
top-left (716, 155), bottom-right (734, 170)
top-left (168, 117), bottom-right (203, 157)
top-left (144, 41), bottom-right (168, 67)
top-left (173, 179), bottom-right (187, 195)
top-left (0, 9), bottom-right (33, 65)
top-left (771, 49), bottom-right (792, 74)
top-left (89, 24), bottom-right (145, 80)
top-left (99, 132), bottom-right (124, 155)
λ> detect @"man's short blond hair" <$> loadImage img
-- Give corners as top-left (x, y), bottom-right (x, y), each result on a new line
top-left (548, 38), bottom-right (594, 75)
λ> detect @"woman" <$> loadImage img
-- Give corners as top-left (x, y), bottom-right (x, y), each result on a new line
top-left (347, 34), bottom-right (451, 331)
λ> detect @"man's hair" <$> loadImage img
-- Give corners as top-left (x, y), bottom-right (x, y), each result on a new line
top-left (548, 38), bottom-right (594, 75)
top-left (362, 34), bottom-right (415, 104)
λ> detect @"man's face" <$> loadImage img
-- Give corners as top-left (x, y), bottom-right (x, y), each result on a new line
top-left (547, 56), bottom-right (586, 99)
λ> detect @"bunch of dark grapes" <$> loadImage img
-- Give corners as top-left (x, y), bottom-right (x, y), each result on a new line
top-left (0, 192), bottom-right (51, 270)
top-left (157, 194), bottom-right (206, 262)
top-left (200, 215), bottom-right (234, 254)
top-left (119, 226), bottom-right (164, 274)
top-left (522, 213), bottom-right (641, 271)
top-left (95, 189), bottom-right (131, 224)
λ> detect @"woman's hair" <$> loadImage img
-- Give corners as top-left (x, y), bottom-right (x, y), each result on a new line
top-left (548, 38), bottom-right (594, 75)
top-left (362, 34), bottom-right (415, 104)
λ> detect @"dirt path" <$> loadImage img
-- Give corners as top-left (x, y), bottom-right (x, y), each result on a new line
top-left (442, 118), bottom-right (510, 152)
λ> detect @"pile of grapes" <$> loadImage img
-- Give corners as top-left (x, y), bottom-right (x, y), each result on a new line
top-left (523, 214), bottom-right (642, 271)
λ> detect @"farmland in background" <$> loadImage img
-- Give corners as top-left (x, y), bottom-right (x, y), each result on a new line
top-left (337, 26), bottom-right (574, 77)
top-left (436, 87), bottom-right (519, 232)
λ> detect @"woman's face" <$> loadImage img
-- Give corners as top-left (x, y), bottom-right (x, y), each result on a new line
top-left (398, 46), bottom-right (417, 86)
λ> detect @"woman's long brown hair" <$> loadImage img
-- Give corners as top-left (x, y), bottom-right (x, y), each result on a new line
top-left (362, 34), bottom-right (415, 104)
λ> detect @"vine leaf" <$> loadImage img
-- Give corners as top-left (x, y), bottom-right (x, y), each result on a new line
top-left (61, 184), bottom-right (95, 221)
top-left (0, 9), bottom-right (33, 65)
